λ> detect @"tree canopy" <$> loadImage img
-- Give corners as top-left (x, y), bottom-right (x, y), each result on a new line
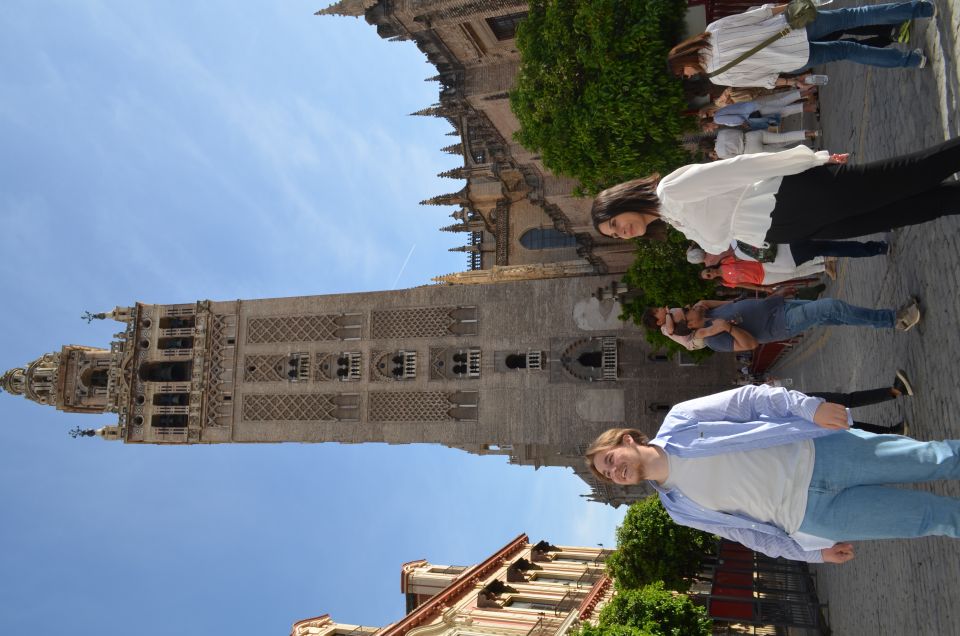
top-left (605, 496), bottom-right (718, 591)
top-left (573, 583), bottom-right (712, 636)
top-left (511, 0), bottom-right (694, 194)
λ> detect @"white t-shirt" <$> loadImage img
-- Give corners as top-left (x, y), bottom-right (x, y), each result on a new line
top-left (662, 440), bottom-right (815, 535)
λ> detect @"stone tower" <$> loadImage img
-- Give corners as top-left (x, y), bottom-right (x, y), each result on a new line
top-left (0, 277), bottom-right (729, 505)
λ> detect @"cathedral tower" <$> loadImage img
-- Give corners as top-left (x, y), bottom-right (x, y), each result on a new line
top-left (1, 277), bottom-right (728, 504)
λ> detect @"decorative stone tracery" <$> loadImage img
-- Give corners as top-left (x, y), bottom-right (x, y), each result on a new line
top-left (371, 306), bottom-right (478, 339)
top-left (242, 393), bottom-right (360, 422)
top-left (245, 313), bottom-right (363, 344)
top-left (368, 390), bottom-right (478, 422)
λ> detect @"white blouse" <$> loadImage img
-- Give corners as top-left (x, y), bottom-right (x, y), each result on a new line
top-left (656, 145), bottom-right (830, 253)
top-left (703, 5), bottom-right (810, 89)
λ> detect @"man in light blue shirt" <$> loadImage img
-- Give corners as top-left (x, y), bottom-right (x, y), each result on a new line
top-left (585, 384), bottom-right (960, 563)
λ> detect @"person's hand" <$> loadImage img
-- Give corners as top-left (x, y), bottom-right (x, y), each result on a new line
top-left (772, 286), bottom-right (796, 298)
top-left (711, 318), bottom-right (732, 333)
top-left (821, 543), bottom-right (855, 564)
top-left (828, 153), bottom-right (849, 165)
top-left (813, 402), bottom-right (849, 429)
top-left (661, 310), bottom-right (675, 335)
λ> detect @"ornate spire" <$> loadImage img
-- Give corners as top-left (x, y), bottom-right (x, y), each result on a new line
top-left (410, 104), bottom-right (448, 117)
top-left (315, 0), bottom-right (377, 17)
top-left (440, 223), bottom-right (469, 233)
top-left (441, 143), bottom-right (463, 155)
top-left (438, 167), bottom-right (467, 179)
top-left (448, 245), bottom-right (479, 253)
top-left (420, 189), bottom-right (466, 206)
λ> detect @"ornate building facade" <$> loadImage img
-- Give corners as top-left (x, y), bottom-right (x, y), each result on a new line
top-left (0, 277), bottom-right (728, 505)
top-left (291, 535), bottom-right (614, 636)
top-left (317, 1), bottom-right (639, 278)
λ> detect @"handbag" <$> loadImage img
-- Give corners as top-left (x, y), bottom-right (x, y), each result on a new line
top-left (736, 241), bottom-right (778, 263)
top-left (707, 0), bottom-right (819, 78)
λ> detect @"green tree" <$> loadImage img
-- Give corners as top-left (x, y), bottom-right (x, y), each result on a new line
top-left (597, 583), bottom-right (712, 636)
top-left (573, 621), bottom-right (656, 636)
top-left (617, 229), bottom-right (717, 362)
top-left (606, 496), bottom-right (717, 591)
top-left (510, 0), bottom-right (694, 195)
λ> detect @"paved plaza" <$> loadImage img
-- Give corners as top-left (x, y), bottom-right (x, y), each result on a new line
top-left (769, 2), bottom-right (960, 632)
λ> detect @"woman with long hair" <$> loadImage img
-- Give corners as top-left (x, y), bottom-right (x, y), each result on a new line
top-left (591, 137), bottom-right (960, 254)
top-left (668, 1), bottom-right (934, 88)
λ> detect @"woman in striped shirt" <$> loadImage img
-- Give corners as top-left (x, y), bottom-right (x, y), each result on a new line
top-left (668, 1), bottom-right (934, 89)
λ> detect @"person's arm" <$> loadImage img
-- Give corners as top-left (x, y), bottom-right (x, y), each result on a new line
top-left (733, 282), bottom-right (774, 293)
top-left (657, 146), bottom-right (831, 203)
top-left (664, 331), bottom-right (701, 351)
top-left (694, 299), bottom-right (731, 309)
top-left (671, 383), bottom-right (826, 424)
top-left (673, 513), bottom-right (827, 563)
top-left (713, 101), bottom-right (755, 127)
top-left (726, 324), bottom-right (759, 351)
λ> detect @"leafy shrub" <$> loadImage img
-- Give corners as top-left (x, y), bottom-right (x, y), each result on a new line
top-left (597, 583), bottom-right (712, 636)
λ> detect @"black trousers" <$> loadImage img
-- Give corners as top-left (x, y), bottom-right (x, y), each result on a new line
top-left (766, 136), bottom-right (960, 242)
top-left (809, 388), bottom-right (895, 433)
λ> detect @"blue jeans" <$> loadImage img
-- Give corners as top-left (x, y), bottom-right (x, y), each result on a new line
top-left (783, 299), bottom-right (894, 336)
top-left (792, 1), bottom-right (934, 72)
top-left (799, 429), bottom-right (960, 540)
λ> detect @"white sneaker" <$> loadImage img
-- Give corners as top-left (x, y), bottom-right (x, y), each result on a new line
top-left (895, 298), bottom-right (921, 331)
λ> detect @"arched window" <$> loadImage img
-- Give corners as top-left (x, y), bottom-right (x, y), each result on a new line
top-left (505, 354), bottom-right (526, 369)
top-left (519, 228), bottom-right (578, 250)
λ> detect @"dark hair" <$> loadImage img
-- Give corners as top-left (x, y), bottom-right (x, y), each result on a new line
top-left (585, 428), bottom-right (649, 483)
top-left (668, 32), bottom-right (711, 77)
top-left (591, 175), bottom-right (669, 241)
top-left (641, 308), bottom-right (661, 331)
top-left (641, 307), bottom-right (692, 335)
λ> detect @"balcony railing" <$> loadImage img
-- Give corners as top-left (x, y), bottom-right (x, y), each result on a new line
top-left (525, 616), bottom-right (565, 636)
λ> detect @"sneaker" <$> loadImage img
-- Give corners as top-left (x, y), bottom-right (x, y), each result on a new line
top-left (823, 257), bottom-right (837, 280)
top-left (896, 298), bottom-right (921, 331)
top-left (914, 48), bottom-right (928, 69)
top-left (893, 369), bottom-right (915, 397)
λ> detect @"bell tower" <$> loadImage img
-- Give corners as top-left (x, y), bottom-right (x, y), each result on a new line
top-left (1, 277), bottom-right (729, 505)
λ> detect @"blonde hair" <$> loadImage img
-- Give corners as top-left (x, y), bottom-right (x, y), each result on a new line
top-left (584, 428), bottom-right (649, 483)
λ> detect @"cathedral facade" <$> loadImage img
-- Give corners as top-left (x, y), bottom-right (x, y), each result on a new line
top-left (1, 277), bottom-right (729, 506)
top-left (318, 0), bottom-right (640, 278)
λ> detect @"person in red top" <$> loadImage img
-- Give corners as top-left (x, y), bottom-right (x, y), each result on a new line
top-left (701, 255), bottom-right (825, 292)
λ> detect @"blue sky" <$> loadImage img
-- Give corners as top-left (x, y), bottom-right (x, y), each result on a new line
top-left (0, 2), bottom-right (627, 635)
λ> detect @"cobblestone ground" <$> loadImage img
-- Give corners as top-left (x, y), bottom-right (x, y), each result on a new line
top-left (770, 1), bottom-right (960, 633)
